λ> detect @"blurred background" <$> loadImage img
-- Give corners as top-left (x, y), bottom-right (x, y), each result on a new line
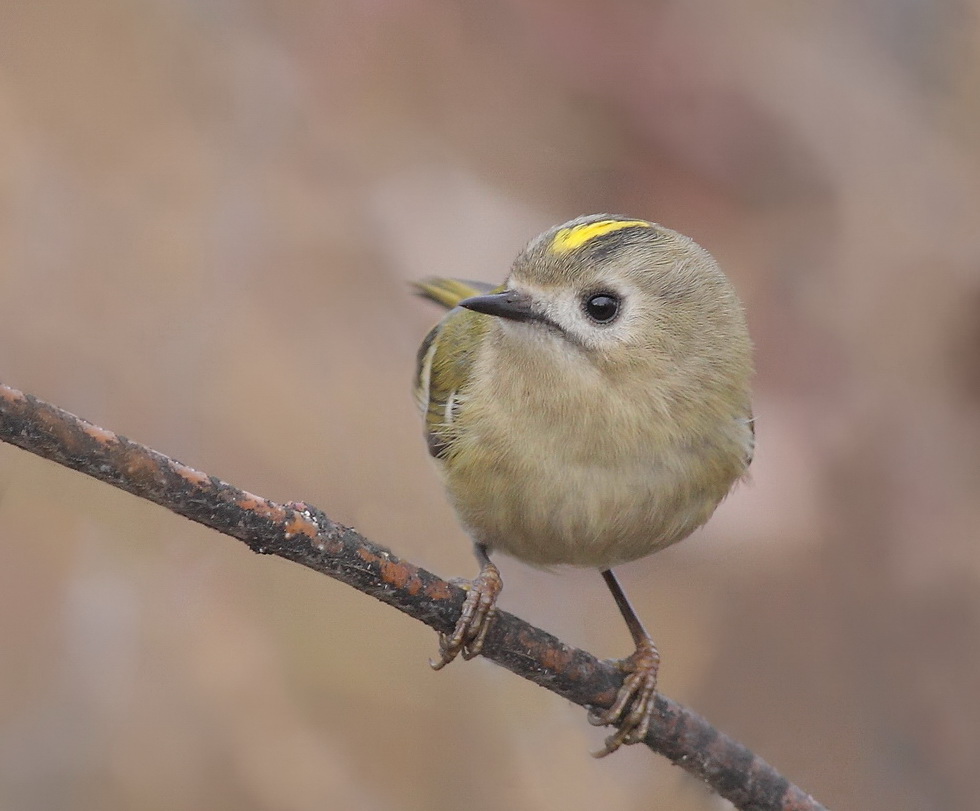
top-left (1, 1), bottom-right (979, 809)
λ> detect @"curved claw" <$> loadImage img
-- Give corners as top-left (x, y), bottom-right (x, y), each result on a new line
top-left (588, 637), bottom-right (661, 757)
top-left (430, 561), bottom-right (502, 670)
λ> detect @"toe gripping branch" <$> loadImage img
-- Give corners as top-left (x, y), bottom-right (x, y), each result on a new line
top-left (589, 569), bottom-right (662, 757)
top-left (588, 635), bottom-right (661, 757)
top-left (431, 545), bottom-right (502, 670)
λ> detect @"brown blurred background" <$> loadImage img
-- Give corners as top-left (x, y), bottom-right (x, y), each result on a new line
top-left (1, 2), bottom-right (979, 809)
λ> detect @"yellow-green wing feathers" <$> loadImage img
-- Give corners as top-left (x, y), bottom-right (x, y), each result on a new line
top-left (413, 278), bottom-right (495, 459)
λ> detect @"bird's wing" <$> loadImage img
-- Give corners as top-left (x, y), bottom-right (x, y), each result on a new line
top-left (413, 278), bottom-right (495, 459)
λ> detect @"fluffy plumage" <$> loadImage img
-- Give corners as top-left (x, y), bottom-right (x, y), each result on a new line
top-left (414, 214), bottom-right (753, 568)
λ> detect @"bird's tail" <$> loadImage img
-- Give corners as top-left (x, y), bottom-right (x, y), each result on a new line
top-left (413, 278), bottom-right (497, 310)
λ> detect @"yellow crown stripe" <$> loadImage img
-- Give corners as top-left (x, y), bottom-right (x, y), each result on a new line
top-left (549, 219), bottom-right (652, 254)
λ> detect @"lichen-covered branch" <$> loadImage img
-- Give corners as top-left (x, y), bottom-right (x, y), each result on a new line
top-left (0, 381), bottom-right (826, 811)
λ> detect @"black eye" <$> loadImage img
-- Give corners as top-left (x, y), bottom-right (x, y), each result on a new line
top-left (583, 293), bottom-right (621, 323)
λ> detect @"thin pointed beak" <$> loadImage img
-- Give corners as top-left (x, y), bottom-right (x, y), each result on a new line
top-left (459, 290), bottom-right (541, 324)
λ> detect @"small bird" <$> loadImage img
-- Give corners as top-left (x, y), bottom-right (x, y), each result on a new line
top-left (413, 214), bottom-right (753, 756)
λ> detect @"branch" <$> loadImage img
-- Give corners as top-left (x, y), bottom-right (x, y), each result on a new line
top-left (0, 381), bottom-right (825, 811)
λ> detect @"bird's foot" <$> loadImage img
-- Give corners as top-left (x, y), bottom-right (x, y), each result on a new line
top-left (588, 636), bottom-right (661, 757)
top-left (430, 561), bottom-right (502, 670)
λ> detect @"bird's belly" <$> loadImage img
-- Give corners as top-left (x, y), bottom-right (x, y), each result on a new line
top-left (446, 447), bottom-right (725, 569)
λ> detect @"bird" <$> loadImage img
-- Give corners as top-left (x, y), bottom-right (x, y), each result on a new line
top-left (413, 214), bottom-right (753, 756)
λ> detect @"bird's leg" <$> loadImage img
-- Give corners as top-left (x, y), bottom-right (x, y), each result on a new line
top-left (588, 568), bottom-right (661, 757)
top-left (431, 543), bottom-right (502, 670)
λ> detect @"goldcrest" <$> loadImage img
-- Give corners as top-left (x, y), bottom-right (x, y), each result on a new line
top-left (414, 214), bottom-right (753, 756)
